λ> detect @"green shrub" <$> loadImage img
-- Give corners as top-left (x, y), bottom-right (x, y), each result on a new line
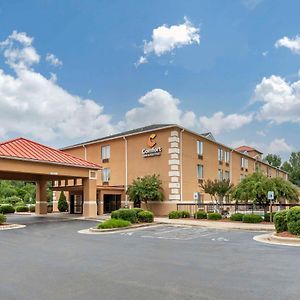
top-left (132, 208), bottom-right (144, 214)
top-left (287, 220), bottom-right (300, 235)
top-left (274, 210), bottom-right (288, 233)
top-left (29, 205), bottom-right (35, 213)
top-left (58, 192), bottom-right (68, 212)
top-left (181, 211), bottom-right (191, 218)
top-left (286, 206), bottom-right (300, 223)
top-left (207, 212), bottom-right (222, 220)
top-left (194, 211), bottom-right (207, 219)
top-left (3, 196), bottom-right (22, 206)
top-left (0, 204), bottom-right (15, 214)
top-left (0, 213), bottom-right (6, 224)
top-left (97, 218), bottom-right (131, 229)
top-left (137, 210), bottom-right (154, 223)
top-left (15, 205), bottom-right (28, 212)
top-left (230, 213), bottom-right (244, 221)
top-left (168, 211), bottom-right (181, 219)
top-left (115, 208), bottom-right (137, 223)
top-left (264, 212), bottom-right (276, 222)
top-left (242, 214), bottom-right (263, 223)
top-left (111, 210), bottom-right (120, 219)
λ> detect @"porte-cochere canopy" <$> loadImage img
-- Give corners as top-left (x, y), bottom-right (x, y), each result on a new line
top-left (0, 138), bottom-right (101, 217)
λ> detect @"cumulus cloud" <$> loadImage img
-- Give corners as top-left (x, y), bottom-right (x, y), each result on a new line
top-left (268, 138), bottom-right (294, 154)
top-left (46, 53), bottom-right (62, 66)
top-left (134, 56), bottom-right (148, 67)
top-left (121, 89), bottom-right (196, 129)
top-left (136, 17), bottom-right (200, 66)
top-left (0, 31), bottom-right (115, 142)
top-left (254, 75), bottom-right (300, 124)
top-left (199, 112), bottom-right (253, 135)
top-left (275, 35), bottom-right (300, 54)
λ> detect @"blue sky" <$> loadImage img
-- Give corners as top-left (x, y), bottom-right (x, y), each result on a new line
top-left (0, 0), bottom-right (300, 160)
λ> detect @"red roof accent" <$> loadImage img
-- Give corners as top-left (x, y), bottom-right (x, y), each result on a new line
top-left (235, 145), bottom-right (263, 154)
top-left (0, 138), bottom-right (101, 169)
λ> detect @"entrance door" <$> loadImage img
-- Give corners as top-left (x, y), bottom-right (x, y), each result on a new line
top-left (103, 194), bottom-right (121, 213)
top-left (70, 193), bottom-right (83, 214)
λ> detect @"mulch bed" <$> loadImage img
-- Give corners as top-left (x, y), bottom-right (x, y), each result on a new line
top-left (0, 224), bottom-right (10, 227)
top-left (180, 218), bottom-right (272, 224)
top-left (276, 231), bottom-right (300, 238)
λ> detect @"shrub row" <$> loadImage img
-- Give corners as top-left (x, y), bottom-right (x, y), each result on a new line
top-left (15, 205), bottom-right (29, 212)
top-left (168, 210), bottom-right (191, 219)
top-left (98, 218), bottom-right (131, 229)
top-left (0, 204), bottom-right (15, 214)
top-left (0, 213), bottom-right (6, 224)
top-left (194, 210), bottom-right (207, 219)
top-left (274, 207), bottom-right (300, 235)
top-left (230, 213), bottom-right (263, 223)
top-left (111, 208), bottom-right (154, 223)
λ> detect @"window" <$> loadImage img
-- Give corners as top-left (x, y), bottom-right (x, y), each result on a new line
top-left (197, 164), bottom-right (204, 179)
top-left (241, 157), bottom-right (248, 169)
top-left (101, 145), bottom-right (110, 162)
top-left (224, 171), bottom-right (230, 180)
top-left (267, 167), bottom-right (272, 177)
top-left (197, 141), bottom-right (203, 157)
top-left (218, 169), bottom-right (223, 181)
top-left (102, 168), bottom-right (111, 182)
top-left (218, 148), bottom-right (223, 161)
top-left (224, 151), bottom-right (230, 163)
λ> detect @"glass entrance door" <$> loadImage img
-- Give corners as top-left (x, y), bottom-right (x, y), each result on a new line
top-left (74, 194), bottom-right (83, 214)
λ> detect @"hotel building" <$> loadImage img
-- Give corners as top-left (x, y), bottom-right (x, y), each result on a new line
top-left (52, 124), bottom-right (287, 216)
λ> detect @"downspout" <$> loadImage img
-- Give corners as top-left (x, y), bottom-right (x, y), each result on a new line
top-left (123, 137), bottom-right (128, 207)
top-left (230, 150), bottom-right (234, 184)
top-left (82, 144), bottom-right (87, 160)
top-left (180, 129), bottom-right (185, 202)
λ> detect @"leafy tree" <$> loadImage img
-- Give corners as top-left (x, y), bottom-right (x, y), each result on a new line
top-left (200, 179), bottom-right (217, 202)
top-left (231, 172), bottom-right (299, 207)
top-left (215, 179), bottom-right (234, 205)
top-left (264, 154), bottom-right (282, 167)
top-left (127, 174), bottom-right (164, 208)
top-left (282, 152), bottom-right (300, 187)
top-left (58, 191), bottom-right (68, 212)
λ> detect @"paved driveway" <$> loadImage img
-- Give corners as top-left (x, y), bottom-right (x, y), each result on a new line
top-left (0, 215), bottom-right (299, 300)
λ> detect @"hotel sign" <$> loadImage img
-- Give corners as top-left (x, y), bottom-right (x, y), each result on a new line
top-left (142, 133), bottom-right (162, 157)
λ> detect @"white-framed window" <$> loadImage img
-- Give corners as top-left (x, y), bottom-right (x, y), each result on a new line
top-left (241, 157), bottom-right (248, 168)
top-left (218, 169), bottom-right (223, 181)
top-left (197, 140), bottom-right (203, 156)
top-left (224, 171), bottom-right (230, 180)
top-left (218, 148), bottom-right (223, 161)
top-left (102, 168), bottom-right (111, 182)
top-left (224, 151), bottom-right (230, 163)
top-left (101, 145), bottom-right (110, 160)
top-left (197, 164), bottom-right (204, 179)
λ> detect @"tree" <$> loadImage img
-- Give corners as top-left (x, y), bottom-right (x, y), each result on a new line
top-left (282, 152), bottom-right (300, 187)
top-left (127, 174), bottom-right (164, 208)
top-left (231, 172), bottom-right (299, 207)
top-left (264, 154), bottom-right (282, 168)
top-left (58, 191), bottom-right (68, 212)
top-left (200, 179), bottom-right (217, 202)
top-left (215, 179), bottom-right (234, 205)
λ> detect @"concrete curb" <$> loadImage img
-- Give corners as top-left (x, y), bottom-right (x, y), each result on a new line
top-left (253, 232), bottom-right (300, 247)
top-left (0, 224), bottom-right (26, 231)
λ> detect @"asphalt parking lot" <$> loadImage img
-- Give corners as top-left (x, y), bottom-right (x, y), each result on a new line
top-left (1, 215), bottom-right (299, 300)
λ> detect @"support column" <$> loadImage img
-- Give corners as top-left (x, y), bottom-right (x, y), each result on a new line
top-left (83, 178), bottom-right (97, 218)
top-left (35, 179), bottom-right (48, 215)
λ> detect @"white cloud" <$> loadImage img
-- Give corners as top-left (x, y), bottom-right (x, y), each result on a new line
top-left (46, 53), bottom-right (62, 67)
top-left (0, 31), bottom-right (115, 142)
top-left (242, 0), bottom-right (264, 9)
top-left (121, 89), bottom-right (196, 129)
top-left (134, 56), bottom-right (148, 67)
top-left (268, 138), bottom-right (294, 154)
top-left (275, 35), bottom-right (300, 54)
top-left (199, 112), bottom-right (253, 135)
top-left (254, 75), bottom-right (300, 124)
top-left (262, 51), bottom-right (268, 57)
top-left (49, 72), bottom-right (57, 83)
top-left (136, 17), bottom-right (200, 66)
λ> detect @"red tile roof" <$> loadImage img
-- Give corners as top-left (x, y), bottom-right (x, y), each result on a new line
top-left (235, 145), bottom-right (263, 154)
top-left (0, 138), bottom-right (101, 169)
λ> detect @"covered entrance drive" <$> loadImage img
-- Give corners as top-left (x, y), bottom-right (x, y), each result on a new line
top-left (0, 138), bottom-right (101, 218)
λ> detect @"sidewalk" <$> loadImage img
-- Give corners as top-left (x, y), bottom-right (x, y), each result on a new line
top-left (155, 217), bottom-right (275, 231)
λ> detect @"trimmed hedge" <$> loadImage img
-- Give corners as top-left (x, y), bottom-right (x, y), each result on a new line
top-left (264, 212), bottom-right (276, 222)
top-left (194, 210), bottom-right (207, 219)
top-left (29, 205), bottom-right (35, 213)
top-left (0, 204), bottom-right (15, 214)
top-left (97, 219), bottom-right (131, 229)
top-left (286, 206), bottom-right (300, 223)
top-left (132, 208), bottom-right (144, 214)
top-left (0, 213), bottom-right (6, 224)
top-left (181, 211), bottom-right (191, 218)
top-left (287, 220), bottom-right (300, 235)
top-left (274, 210), bottom-right (288, 233)
top-left (230, 213), bottom-right (244, 221)
top-left (111, 208), bottom-right (138, 223)
top-left (207, 212), bottom-right (222, 220)
top-left (15, 205), bottom-right (29, 213)
top-left (137, 210), bottom-right (154, 223)
top-left (168, 211), bottom-right (191, 219)
top-left (242, 214), bottom-right (263, 223)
